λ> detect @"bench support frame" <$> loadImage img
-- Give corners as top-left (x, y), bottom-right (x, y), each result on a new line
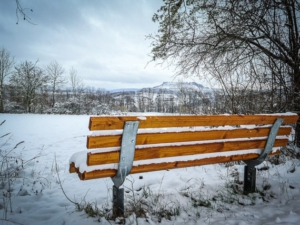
top-left (243, 118), bottom-right (284, 193)
top-left (112, 121), bottom-right (140, 217)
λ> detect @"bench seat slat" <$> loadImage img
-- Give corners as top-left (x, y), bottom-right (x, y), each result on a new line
top-left (71, 150), bottom-right (280, 180)
top-left (87, 138), bottom-right (287, 166)
top-left (87, 127), bottom-right (291, 149)
top-left (89, 115), bottom-right (299, 130)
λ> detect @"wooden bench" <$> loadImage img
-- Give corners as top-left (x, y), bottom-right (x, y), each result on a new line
top-left (69, 113), bottom-right (298, 216)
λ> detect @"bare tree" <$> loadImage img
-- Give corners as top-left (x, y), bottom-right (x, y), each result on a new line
top-left (69, 67), bottom-right (85, 113)
top-left (69, 67), bottom-right (84, 97)
top-left (0, 47), bottom-right (14, 113)
top-left (150, 0), bottom-right (300, 146)
top-left (10, 61), bottom-right (47, 113)
top-left (46, 61), bottom-right (66, 108)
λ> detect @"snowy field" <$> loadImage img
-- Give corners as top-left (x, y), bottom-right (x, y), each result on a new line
top-left (0, 114), bottom-right (300, 225)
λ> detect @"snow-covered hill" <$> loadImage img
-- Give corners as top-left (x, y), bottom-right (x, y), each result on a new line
top-left (109, 88), bottom-right (140, 93)
top-left (153, 82), bottom-right (205, 91)
top-left (109, 81), bottom-right (212, 94)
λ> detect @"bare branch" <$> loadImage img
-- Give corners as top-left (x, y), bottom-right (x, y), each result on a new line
top-left (15, 0), bottom-right (36, 25)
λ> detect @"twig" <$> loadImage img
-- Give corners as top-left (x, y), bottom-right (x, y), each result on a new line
top-left (15, 0), bottom-right (36, 25)
top-left (54, 154), bottom-right (77, 205)
top-left (0, 120), bottom-right (6, 126)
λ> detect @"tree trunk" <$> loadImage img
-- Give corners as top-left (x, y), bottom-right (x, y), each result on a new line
top-left (0, 89), bottom-right (3, 113)
top-left (294, 72), bottom-right (300, 147)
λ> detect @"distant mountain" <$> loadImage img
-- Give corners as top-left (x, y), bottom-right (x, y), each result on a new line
top-left (153, 82), bottom-right (205, 91)
top-left (109, 88), bottom-right (140, 93)
top-left (108, 82), bottom-right (210, 94)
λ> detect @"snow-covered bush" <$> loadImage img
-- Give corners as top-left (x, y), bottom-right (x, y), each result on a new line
top-left (0, 120), bottom-right (44, 221)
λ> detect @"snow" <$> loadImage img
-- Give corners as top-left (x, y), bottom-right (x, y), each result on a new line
top-left (0, 114), bottom-right (300, 225)
top-left (137, 116), bottom-right (147, 121)
top-left (91, 124), bottom-right (292, 136)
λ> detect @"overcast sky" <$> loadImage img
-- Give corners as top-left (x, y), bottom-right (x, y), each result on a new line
top-left (0, 0), bottom-right (201, 90)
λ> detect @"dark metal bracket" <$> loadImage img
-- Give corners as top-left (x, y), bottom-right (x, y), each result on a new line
top-left (111, 121), bottom-right (139, 217)
top-left (243, 118), bottom-right (284, 193)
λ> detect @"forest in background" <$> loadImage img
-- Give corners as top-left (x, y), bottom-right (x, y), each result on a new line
top-left (0, 46), bottom-right (294, 116)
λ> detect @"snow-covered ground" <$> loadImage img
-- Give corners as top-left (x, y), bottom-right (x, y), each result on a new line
top-left (0, 114), bottom-right (299, 225)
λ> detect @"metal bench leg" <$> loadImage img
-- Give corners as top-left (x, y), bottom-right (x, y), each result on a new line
top-left (113, 185), bottom-right (124, 217)
top-left (243, 165), bottom-right (256, 193)
top-left (243, 118), bottom-right (284, 194)
top-left (111, 121), bottom-right (139, 217)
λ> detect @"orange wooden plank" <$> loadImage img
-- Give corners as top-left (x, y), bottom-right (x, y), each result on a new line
top-left (89, 114), bottom-right (298, 130)
top-left (80, 150), bottom-right (280, 180)
top-left (69, 162), bottom-right (76, 173)
top-left (87, 138), bottom-right (287, 166)
top-left (87, 127), bottom-right (291, 149)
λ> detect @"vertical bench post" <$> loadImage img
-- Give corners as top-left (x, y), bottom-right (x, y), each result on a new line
top-left (113, 185), bottom-right (124, 217)
top-left (243, 165), bottom-right (256, 193)
top-left (243, 118), bottom-right (284, 193)
top-left (111, 121), bottom-right (139, 217)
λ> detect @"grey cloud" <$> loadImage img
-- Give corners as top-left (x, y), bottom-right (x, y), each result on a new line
top-left (0, 0), bottom-right (175, 90)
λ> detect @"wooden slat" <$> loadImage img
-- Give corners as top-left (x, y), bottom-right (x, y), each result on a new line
top-left (69, 162), bottom-right (76, 173)
top-left (69, 162), bottom-right (85, 180)
top-left (89, 114), bottom-right (299, 130)
top-left (87, 127), bottom-right (291, 149)
top-left (87, 138), bottom-right (287, 166)
top-left (78, 150), bottom-right (280, 180)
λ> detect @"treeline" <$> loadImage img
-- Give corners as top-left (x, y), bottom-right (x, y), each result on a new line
top-left (0, 47), bottom-right (292, 115)
top-left (2, 82), bottom-right (289, 116)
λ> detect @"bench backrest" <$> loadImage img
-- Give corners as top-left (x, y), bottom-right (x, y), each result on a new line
top-left (70, 114), bottom-right (298, 180)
